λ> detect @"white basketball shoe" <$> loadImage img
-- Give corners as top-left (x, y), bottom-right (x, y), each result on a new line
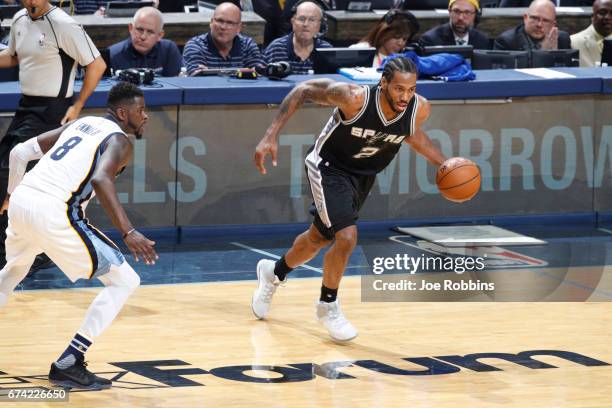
top-left (251, 259), bottom-right (284, 319)
top-left (316, 299), bottom-right (358, 341)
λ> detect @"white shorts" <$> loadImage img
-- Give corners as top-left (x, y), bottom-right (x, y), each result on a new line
top-left (6, 185), bottom-right (125, 282)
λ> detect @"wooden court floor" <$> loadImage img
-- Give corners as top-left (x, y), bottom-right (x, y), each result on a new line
top-left (1, 275), bottom-right (611, 408)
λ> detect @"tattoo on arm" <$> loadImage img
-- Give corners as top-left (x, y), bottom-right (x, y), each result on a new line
top-left (276, 80), bottom-right (329, 123)
top-left (304, 80), bottom-right (352, 107)
top-left (269, 80), bottom-right (354, 140)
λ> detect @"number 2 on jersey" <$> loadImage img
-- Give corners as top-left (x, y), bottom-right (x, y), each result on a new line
top-left (353, 147), bottom-right (380, 159)
top-left (50, 136), bottom-right (82, 161)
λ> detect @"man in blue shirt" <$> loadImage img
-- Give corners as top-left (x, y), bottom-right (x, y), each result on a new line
top-left (108, 7), bottom-right (182, 77)
top-left (264, 1), bottom-right (332, 74)
top-left (183, 2), bottom-right (264, 75)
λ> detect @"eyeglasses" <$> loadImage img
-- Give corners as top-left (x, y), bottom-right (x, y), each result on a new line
top-left (595, 9), bottom-right (612, 18)
top-left (294, 16), bottom-right (321, 24)
top-left (527, 14), bottom-right (555, 25)
top-left (449, 9), bottom-right (476, 17)
top-left (212, 18), bottom-right (240, 28)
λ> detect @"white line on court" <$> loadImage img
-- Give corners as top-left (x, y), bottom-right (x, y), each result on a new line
top-left (598, 228), bottom-right (612, 235)
top-left (230, 242), bottom-right (323, 273)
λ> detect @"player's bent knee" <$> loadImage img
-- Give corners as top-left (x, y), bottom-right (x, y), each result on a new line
top-left (125, 269), bottom-right (140, 293)
top-left (103, 262), bottom-right (141, 292)
top-left (120, 263), bottom-right (140, 293)
top-left (334, 227), bottom-right (357, 252)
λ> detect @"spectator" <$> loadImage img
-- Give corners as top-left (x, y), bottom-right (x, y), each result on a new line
top-left (264, 1), bottom-right (332, 74)
top-left (571, 0), bottom-right (612, 66)
top-left (494, 0), bottom-right (571, 50)
top-left (350, 9), bottom-right (419, 68)
top-left (279, 0), bottom-right (332, 37)
top-left (182, 2), bottom-right (264, 75)
top-left (108, 7), bottom-right (182, 76)
top-left (419, 0), bottom-right (490, 49)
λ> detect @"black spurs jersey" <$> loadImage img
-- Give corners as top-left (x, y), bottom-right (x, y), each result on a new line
top-left (305, 85), bottom-right (420, 176)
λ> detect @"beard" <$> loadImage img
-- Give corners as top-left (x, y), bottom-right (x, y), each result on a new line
top-left (451, 22), bottom-right (471, 36)
top-left (384, 91), bottom-right (405, 113)
top-left (132, 126), bottom-right (144, 139)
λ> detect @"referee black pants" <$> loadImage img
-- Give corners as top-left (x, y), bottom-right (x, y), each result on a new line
top-left (0, 95), bottom-right (73, 266)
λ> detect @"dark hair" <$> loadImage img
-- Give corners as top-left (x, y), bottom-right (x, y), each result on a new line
top-left (107, 82), bottom-right (144, 110)
top-left (362, 9), bottom-right (419, 51)
top-left (381, 56), bottom-right (418, 82)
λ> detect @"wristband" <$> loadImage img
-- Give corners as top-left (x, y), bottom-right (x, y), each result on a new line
top-left (122, 228), bottom-right (136, 239)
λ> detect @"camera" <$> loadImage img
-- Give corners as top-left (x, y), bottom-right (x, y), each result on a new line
top-left (115, 68), bottom-right (155, 85)
top-left (256, 62), bottom-right (292, 80)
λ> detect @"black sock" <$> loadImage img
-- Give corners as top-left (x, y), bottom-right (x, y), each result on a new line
top-left (274, 256), bottom-right (293, 281)
top-left (320, 285), bottom-right (338, 303)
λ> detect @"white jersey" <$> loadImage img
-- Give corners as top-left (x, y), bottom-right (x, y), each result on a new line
top-left (8, 116), bottom-right (127, 281)
top-left (20, 116), bottom-right (127, 210)
top-left (8, 7), bottom-right (99, 97)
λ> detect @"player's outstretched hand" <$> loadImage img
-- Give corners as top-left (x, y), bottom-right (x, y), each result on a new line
top-left (0, 195), bottom-right (8, 215)
top-left (123, 230), bottom-right (158, 265)
top-left (254, 136), bottom-right (278, 175)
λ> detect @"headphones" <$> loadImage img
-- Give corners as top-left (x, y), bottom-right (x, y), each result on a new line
top-left (116, 68), bottom-right (155, 85)
top-left (383, 9), bottom-right (420, 42)
top-left (290, 0), bottom-right (329, 37)
top-left (448, 0), bottom-right (482, 27)
top-left (256, 62), bottom-right (292, 80)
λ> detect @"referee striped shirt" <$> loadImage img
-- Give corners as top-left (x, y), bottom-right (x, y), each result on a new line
top-left (182, 32), bottom-right (264, 74)
top-left (264, 33), bottom-right (332, 74)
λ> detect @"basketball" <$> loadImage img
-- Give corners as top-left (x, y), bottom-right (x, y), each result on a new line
top-left (436, 157), bottom-right (481, 203)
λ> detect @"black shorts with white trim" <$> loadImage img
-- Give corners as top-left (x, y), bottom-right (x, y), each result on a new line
top-left (306, 161), bottom-right (376, 240)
